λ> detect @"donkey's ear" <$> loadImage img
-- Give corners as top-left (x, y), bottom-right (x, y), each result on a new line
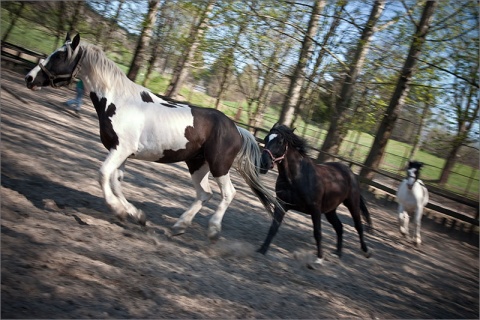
top-left (65, 32), bottom-right (71, 43)
top-left (71, 34), bottom-right (80, 51)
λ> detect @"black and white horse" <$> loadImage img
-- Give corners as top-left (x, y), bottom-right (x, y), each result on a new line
top-left (396, 161), bottom-right (429, 245)
top-left (25, 33), bottom-right (280, 240)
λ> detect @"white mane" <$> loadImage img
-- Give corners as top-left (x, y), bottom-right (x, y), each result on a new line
top-left (79, 42), bottom-right (146, 97)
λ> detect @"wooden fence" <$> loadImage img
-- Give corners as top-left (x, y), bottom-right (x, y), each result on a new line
top-left (1, 41), bottom-right (46, 73)
top-left (2, 42), bottom-right (477, 232)
top-left (237, 122), bottom-right (479, 232)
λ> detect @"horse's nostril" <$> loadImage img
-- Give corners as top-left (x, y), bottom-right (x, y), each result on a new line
top-left (25, 75), bottom-right (33, 83)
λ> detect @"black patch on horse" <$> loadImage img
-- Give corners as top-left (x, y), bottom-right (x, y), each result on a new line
top-left (90, 92), bottom-right (119, 150)
top-left (408, 161), bottom-right (424, 179)
top-left (161, 102), bottom-right (177, 108)
top-left (140, 91), bottom-right (154, 103)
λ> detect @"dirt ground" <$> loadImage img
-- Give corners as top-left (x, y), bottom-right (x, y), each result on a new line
top-left (1, 68), bottom-right (479, 319)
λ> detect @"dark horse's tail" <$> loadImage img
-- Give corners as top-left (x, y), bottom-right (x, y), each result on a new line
top-left (234, 127), bottom-right (284, 218)
top-left (360, 195), bottom-right (373, 233)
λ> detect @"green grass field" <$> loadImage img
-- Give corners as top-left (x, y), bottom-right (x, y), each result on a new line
top-left (2, 8), bottom-right (478, 200)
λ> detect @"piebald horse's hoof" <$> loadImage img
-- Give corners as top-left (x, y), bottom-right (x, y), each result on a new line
top-left (136, 210), bottom-right (146, 226)
top-left (364, 250), bottom-right (372, 258)
top-left (114, 211), bottom-right (128, 222)
top-left (307, 257), bottom-right (324, 270)
top-left (171, 225), bottom-right (187, 236)
top-left (208, 225), bottom-right (221, 242)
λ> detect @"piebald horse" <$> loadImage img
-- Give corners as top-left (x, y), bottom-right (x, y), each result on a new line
top-left (25, 33), bottom-right (280, 240)
top-left (396, 161), bottom-right (429, 245)
top-left (258, 124), bottom-right (372, 266)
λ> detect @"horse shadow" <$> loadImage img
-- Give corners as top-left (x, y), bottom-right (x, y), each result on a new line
top-left (1, 164), bottom-right (191, 238)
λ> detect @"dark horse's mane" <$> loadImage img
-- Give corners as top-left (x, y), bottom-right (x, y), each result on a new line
top-left (273, 124), bottom-right (309, 157)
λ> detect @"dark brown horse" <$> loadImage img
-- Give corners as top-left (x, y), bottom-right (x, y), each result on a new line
top-left (258, 124), bottom-right (372, 266)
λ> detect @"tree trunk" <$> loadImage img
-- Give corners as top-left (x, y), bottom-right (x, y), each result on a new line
top-left (439, 77), bottom-right (479, 184)
top-left (292, 0), bottom-right (345, 127)
top-left (54, 2), bottom-right (66, 50)
top-left (279, 0), bottom-right (324, 126)
top-left (214, 20), bottom-right (247, 109)
top-left (252, 83), bottom-right (275, 129)
top-left (127, 0), bottom-right (160, 82)
top-left (103, 0), bottom-right (125, 53)
top-left (360, 0), bottom-right (437, 180)
top-left (67, 1), bottom-right (84, 35)
top-left (143, 1), bottom-right (168, 87)
top-left (165, 0), bottom-right (216, 99)
top-left (318, 0), bottom-right (385, 162)
top-left (2, 2), bottom-right (25, 43)
top-left (408, 95), bottom-right (430, 160)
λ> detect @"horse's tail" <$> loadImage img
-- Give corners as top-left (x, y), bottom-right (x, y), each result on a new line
top-left (234, 126), bottom-right (283, 218)
top-left (360, 195), bottom-right (373, 233)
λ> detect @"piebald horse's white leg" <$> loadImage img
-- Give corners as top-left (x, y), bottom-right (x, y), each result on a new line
top-left (413, 208), bottom-right (423, 246)
top-left (172, 163), bottom-right (213, 235)
top-left (398, 204), bottom-right (409, 237)
top-left (110, 161), bottom-right (145, 224)
top-left (100, 150), bottom-right (145, 224)
top-left (208, 173), bottom-right (236, 240)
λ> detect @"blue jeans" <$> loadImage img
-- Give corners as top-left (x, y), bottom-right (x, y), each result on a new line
top-left (66, 87), bottom-right (84, 111)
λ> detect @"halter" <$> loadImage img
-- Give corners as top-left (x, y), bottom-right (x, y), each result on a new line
top-left (406, 168), bottom-right (420, 189)
top-left (263, 145), bottom-right (288, 165)
top-left (39, 50), bottom-right (84, 88)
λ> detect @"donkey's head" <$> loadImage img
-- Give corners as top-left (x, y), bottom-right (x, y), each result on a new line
top-left (25, 33), bottom-right (82, 90)
top-left (406, 161), bottom-right (424, 189)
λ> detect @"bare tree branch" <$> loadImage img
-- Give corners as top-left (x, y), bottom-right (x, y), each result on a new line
top-left (416, 57), bottom-right (479, 88)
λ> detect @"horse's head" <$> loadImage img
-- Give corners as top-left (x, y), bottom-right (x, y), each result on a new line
top-left (25, 33), bottom-right (82, 90)
top-left (406, 161), bottom-right (423, 189)
top-left (260, 123), bottom-right (292, 174)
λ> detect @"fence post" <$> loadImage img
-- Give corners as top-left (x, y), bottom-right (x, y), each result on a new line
top-left (464, 165), bottom-right (477, 198)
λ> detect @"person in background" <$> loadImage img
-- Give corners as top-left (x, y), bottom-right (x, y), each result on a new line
top-left (65, 79), bottom-right (84, 116)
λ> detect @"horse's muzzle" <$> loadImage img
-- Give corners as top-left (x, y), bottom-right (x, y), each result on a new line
top-left (25, 75), bottom-right (42, 91)
top-left (259, 152), bottom-right (273, 174)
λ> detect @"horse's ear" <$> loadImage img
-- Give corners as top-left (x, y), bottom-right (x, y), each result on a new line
top-left (65, 32), bottom-right (71, 43)
top-left (291, 127), bottom-right (296, 133)
top-left (71, 34), bottom-right (80, 51)
top-left (273, 123), bottom-right (280, 129)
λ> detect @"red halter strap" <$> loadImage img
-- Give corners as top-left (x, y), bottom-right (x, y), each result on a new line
top-left (263, 145), bottom-right (288, 164)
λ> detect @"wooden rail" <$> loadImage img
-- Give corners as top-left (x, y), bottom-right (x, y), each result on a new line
top-left (2, 43), bottom-right (476, 231)
top-left (1, 41), bottom-right (46, 72)
top-left (236, 122), bottom-right (479, 230)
